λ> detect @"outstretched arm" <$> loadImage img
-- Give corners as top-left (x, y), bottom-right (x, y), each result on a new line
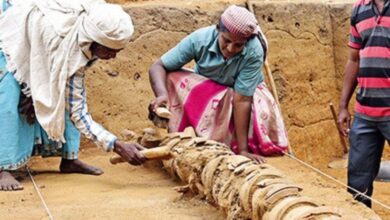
top-left (66, 71), bottom-right (145, 164)
top-left (149, 33), bottom-right (197, 110)
top-left (337, 48), bottom-right (359, 136)
top-left (233, 92), bottom-right (265, 163)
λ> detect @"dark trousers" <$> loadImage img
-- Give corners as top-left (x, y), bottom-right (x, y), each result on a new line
top-left (348, 117), bottom-right (390, 208)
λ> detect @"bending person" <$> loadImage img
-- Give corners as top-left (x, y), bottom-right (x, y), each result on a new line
top-left (0, 0), bottom-right (145, 191)
top-left (149, 5), bottom-right (288, 163)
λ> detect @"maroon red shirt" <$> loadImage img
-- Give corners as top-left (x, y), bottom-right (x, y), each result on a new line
top-left (349, 0), bottom-right (390, 120)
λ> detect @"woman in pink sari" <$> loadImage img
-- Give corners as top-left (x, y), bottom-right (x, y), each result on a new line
top-left (149, 5), bottom-right (288, 163)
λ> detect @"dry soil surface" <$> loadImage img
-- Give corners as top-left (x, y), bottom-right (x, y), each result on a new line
top-left (0, 145), bottom-right (383, 220)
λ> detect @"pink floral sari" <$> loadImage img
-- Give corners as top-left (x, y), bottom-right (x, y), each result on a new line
top-left (167, 70), bottom-right (288, 156)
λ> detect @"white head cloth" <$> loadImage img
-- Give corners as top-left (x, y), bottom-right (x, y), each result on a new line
top-left (0, 0), bottom-right (134, 142)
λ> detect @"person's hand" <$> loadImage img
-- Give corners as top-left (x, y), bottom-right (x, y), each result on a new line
top-left (337, 108), bottom-right (351, 137)
top-left (240, 150), bottom-right (266, 164)
top-left (148, 96), bottom-right (169, 128)
top-left (18, 93), bottom-right (36, 124)
top-left (113, 141), bottom-right (146, 165)
top-left (149, 95), bottom-right (169, 112)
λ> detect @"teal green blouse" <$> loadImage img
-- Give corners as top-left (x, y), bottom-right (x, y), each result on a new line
top-left (161, 25), bottom-right (264, 96)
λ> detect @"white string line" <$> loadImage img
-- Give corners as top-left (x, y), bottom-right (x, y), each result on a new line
top-left (283, 152), bottom-right (390, 211)
top-left (26, 167), bottom-right (54, 220)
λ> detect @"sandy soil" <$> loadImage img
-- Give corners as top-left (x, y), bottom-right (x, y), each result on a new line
top-left (0, 145), bottom-right (382, 220)
top-left (0, 147), bottom-right (225, 220)
top-left (1, 0), bottom-right (389, 219)
top-left (0, 145), bottom-right (380, 219)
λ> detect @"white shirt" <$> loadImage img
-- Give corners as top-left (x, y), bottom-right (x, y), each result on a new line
top-left (66, 67), bottom-right (117, 151)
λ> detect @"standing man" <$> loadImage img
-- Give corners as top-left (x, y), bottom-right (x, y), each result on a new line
top-left (149, 5), bottom-right (288, 163)
top-left (338, 0), bottom-right (390, 207)
top-left (0, 0), bottom-right (145, 191)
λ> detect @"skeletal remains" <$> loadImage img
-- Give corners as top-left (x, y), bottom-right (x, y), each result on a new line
top-left (111, 127), bottom-right (359, 220)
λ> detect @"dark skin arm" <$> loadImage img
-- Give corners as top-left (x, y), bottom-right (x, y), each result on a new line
top-left (150, 57), bottom-right (264, 163)
top-left (233, 92), bottom-right (265, 163)
top-left (113, 140), bottom-right (146, 165)
top-left (149, 59), bottom-right (169, 110)
top-left (337, 48), bottom-right (359, 137)
top-left (17, 97), bottom-right (146, 165)
top-left (88, 42), bottom-right (147, 165)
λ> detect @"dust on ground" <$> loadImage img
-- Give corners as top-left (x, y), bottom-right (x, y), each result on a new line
top-left (0, 146), bottom-right (382, 220)
top-left (0, 147), bottom-right (224, 220)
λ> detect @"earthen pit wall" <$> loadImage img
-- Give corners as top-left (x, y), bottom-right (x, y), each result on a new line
top-left (253, 1), bottom-right (353, 165)
top-left (83, 2), bottom-right (367, 166)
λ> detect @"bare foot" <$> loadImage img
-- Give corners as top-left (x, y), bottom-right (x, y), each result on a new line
top-left (59, 159), bottom-right (103, 176)
top-left (0, 171), bottom-right (24, 191)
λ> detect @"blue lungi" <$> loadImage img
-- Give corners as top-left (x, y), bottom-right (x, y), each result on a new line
top-left (0, 50), bottom-right (80, 170)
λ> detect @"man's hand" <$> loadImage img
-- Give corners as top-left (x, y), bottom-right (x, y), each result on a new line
top-left (240, 150), bottom-right (266, 164)
top-left (337, 48), bottom-right (359, 137)
top-left (19, 93), bottom-right (36, 124)
top-left (337, 108), bottom-right (351, 137)
top-left (113, 141), bottom-right (146, 165)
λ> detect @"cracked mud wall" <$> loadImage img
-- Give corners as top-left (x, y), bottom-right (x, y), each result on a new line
top-left (82, 3), bottom-right (227, 140)
top-left (254, 2), bottom-right (339, 164)
top-left (84, 1), bottom-right (363, 166)
top-left (330, 2), bottom-right (352, 91)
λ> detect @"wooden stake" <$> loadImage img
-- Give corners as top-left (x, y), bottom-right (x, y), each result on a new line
top-left (110, 146), bottom-right (171, 165)
top-left (263, 60), bottom-right (281, 108)
top-left (246, 0), bottom-right (294, 156)
top-left (246, 0), bottom-right (254, 13)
